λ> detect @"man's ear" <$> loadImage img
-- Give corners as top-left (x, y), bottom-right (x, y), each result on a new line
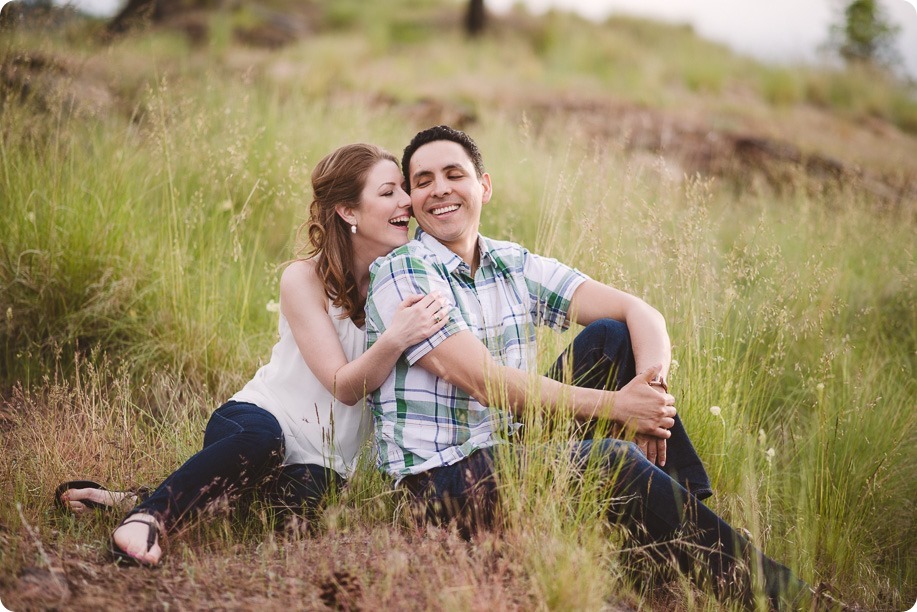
top-left (480, 172), bottom-right (493, 205)
top-left (335, 204), bottom-right (357, 226)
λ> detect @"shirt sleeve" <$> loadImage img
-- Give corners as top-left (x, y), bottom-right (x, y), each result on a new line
top-left (366, 250), bottom-right (469, 365)
top-left (523, 250), bottom-right (589, 331)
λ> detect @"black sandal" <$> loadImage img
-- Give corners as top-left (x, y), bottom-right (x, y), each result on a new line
top-left (110, 516), bottom-right (162, 567)
top-left (55, 480), bottom-right (152, 512)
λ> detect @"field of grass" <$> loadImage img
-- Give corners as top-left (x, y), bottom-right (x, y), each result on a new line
top-left (1, 2), bottom-right (915, 609)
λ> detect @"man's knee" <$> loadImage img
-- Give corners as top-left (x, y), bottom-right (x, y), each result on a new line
top-left (583, 318), bottom-right (630, 349)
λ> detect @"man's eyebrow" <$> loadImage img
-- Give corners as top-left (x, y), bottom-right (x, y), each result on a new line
top-left (410, 163), bottom-right (465, 182)
top-left (410, 169), bottom-right (433, 182)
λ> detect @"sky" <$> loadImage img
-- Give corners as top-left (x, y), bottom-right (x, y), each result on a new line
top-left (487, 0), bottom-right (917, 78)
top-left (34, 0), bottom-right (917, 78)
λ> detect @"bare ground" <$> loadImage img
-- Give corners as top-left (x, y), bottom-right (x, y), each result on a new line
top-left (1, 515), bottom-right (650, 611)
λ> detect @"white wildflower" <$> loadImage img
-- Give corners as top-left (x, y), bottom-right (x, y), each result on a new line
top-left (669, 359), bottom-right (679, 374)
top-left (765, 447), bottom-right (776, 464)
top-left (26, 211), bottom-right (35, 224)
top-left (816, 382), bottom-right (825, 392)
top-left (758, 429), bottom-right (767, 445)
top-left (709, 405), bottom-right (721, 416)
top-left (265, 300), bottom-right (280, 313)
top-left (220, 199), bottom-right (233, 212)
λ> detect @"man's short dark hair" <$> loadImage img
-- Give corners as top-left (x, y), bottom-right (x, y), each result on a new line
top-left (401, 125), bottom-right (486, 188)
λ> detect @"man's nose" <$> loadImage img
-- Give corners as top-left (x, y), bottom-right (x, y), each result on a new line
top-left (432, 176), bottom-right (451, 197)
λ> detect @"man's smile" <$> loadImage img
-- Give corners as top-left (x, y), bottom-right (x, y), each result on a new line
top-left (429, 203), bottom-right (461, 216)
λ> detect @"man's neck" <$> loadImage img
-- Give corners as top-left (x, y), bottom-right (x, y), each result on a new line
top-left (439, 235), bottom-right (481, 275)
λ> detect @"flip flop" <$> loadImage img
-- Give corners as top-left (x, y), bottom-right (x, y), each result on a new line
top-left (54, 480), bottom-right (152, 512)
top-left (109, 516), bottom-right (162, 568)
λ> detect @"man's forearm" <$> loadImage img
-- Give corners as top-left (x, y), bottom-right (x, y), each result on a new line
top-left (418, 332), bottom-right (675, 437)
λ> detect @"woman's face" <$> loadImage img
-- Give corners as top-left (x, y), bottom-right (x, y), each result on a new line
top-left (351, 159), bottom-right (412, 258)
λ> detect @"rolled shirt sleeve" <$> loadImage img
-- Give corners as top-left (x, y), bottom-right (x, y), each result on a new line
top-left (366, 248), bottom-right (469, 364)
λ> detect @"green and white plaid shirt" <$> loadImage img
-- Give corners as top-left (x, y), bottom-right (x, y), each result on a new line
top-left (365, 229), bottom-right (587, 477)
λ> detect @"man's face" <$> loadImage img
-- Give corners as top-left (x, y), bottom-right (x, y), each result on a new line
top-left (407, 140), bottom-right (491, 255)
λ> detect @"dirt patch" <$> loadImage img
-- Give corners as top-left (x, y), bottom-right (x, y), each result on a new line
top-left (518, 95), bottom-right (916, 208)
top-left (0, 524), bottom-right (622, 610)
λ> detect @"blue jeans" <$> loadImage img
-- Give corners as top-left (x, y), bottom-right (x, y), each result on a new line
top-left (546, 318), bottom-right (712, 499)
top-left (402, 320), bottom-right (806, 608)
top-left (131, 401), bottom-right (343, 530)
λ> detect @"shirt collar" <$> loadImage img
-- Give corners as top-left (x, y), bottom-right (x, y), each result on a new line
top-left (415, 228), bottom-right (498, 276)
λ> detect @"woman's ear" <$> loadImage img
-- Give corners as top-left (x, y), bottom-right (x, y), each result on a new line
top-left (335, 204), bottom-right (357, 227)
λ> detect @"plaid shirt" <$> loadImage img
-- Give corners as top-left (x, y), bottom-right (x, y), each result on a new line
top-left (365, 229), bottom-right (587, 477)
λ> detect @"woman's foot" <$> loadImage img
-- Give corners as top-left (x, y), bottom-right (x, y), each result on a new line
top-left (59, 485), bottom-right (140, 514)
top-left (111, 513), bottom-right (164, 566)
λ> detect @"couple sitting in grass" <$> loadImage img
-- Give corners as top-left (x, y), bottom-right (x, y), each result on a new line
top-left (58, 126), bottom-right (815, 610)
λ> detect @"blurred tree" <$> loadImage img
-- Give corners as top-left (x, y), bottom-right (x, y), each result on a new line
top-left (831, 0), bottom-right (901, 67)
top-left (465, 0), bottom-right (485, 37)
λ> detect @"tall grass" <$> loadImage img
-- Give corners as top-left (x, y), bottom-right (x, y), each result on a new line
top-left (1, 8), bottom-right (914, 609)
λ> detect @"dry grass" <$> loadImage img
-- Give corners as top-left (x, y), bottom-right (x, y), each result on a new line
top-left (2, 2), bottom-right (915, 610)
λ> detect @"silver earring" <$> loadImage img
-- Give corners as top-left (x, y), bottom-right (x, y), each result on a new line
top-left (351, 225), bottom-right (357, 234)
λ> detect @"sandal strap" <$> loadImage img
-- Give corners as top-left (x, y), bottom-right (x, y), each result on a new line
top-left (131, 486), bottom-right (153, 503)
top-left (119, 518), bottom-right (161, 551)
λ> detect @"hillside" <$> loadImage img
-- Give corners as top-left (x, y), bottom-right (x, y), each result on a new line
top-left (4, 1), bottom-right (917, 204)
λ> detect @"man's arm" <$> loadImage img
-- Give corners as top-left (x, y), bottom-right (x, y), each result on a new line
top-left (567, 279), bottom-right (671, 380)
top-left (565, 279), bottom-right (672, 464)
top-left (416, 331), bottom-right (676, 438)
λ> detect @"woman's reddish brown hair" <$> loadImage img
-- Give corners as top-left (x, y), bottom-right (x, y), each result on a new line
top-left (296, 143), bottom-right (397, 327)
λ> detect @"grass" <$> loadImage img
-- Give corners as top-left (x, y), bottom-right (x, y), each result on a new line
top-left (1, 2), bottom-right (915, 609)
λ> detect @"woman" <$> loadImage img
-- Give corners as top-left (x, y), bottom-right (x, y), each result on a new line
top-left (57, 143), bottom-right (447, 566)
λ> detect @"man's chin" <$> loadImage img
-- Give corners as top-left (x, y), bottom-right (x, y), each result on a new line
top-left (416, 222), bottom-right (446, 241)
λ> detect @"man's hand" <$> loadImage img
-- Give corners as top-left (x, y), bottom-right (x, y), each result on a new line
top-left (606, 364), bottom-right (676, 438)
top-left (634, 381), bottom-right (672, 466)
top-left (635, 433), bottom-right (667, 467)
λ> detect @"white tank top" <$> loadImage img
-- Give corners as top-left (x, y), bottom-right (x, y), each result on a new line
top-left (230, 300), bottom-right (371, 477)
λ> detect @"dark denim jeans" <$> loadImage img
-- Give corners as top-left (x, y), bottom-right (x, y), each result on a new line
top-left (402, 320), bottom-right (806, 608)
top-left (546, 318), bottom-right (712, 499)
top-left (132, 401), bottom-right (343, 530)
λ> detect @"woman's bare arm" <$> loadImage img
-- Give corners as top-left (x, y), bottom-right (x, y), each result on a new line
top-left (280, 259), bottom-right (446, 405)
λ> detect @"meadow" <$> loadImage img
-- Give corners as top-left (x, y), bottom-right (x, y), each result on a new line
top-left (1, 2), bottom-right (915, 609)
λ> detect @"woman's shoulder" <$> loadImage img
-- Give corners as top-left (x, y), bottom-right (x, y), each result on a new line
top-left (281, 257), bottom-right (319, 282)
top-left (280, 258), bottom-right (325, 306)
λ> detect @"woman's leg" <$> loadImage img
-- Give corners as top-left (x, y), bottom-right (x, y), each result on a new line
top-left (267, 463), bottom-right (345, 528)
top-left (113, 401), bottom-right (285, 564)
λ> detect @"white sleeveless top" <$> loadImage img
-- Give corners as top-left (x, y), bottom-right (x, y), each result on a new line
top-left (230, 301), bottom-right (372, 477)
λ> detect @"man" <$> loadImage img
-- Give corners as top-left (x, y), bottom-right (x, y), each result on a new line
top-left (364, 125), bottom-right (810, 609)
